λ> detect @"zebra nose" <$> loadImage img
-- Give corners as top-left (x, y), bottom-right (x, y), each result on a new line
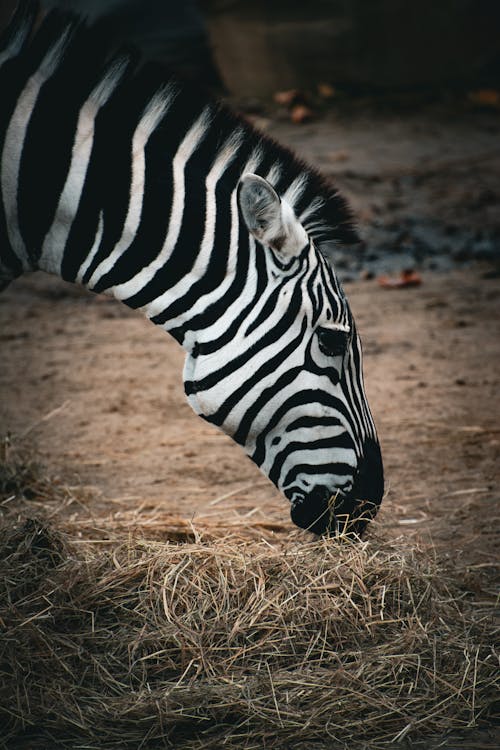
top-left (290, 486), bottom-right (333, 536)
top-left (289, 439), bottom-right (384, 537)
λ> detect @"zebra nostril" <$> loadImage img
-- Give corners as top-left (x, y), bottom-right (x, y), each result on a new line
top-left (290, 486), bottom-right (333, 536)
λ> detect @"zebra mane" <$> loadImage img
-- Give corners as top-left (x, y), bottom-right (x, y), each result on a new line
top-left (2, 0), bottom-right (359, 264)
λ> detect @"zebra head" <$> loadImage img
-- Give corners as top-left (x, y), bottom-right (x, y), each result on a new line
top-left (183, 173), bottom-right (384, 536)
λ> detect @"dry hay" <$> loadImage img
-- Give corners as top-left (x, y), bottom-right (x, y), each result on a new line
top-left (0, 456), bottom-right (498, 749)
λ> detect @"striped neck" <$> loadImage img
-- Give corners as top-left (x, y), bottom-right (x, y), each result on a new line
top-left (1, 5), bottom-right (358, 308)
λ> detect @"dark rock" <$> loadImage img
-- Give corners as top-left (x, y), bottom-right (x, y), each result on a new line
top-left (422, 255), bottom-right (455, 272)
top-left (472, 239), bottom-right (498, 260)
top-left (360, 269), bottom-right (375, 280)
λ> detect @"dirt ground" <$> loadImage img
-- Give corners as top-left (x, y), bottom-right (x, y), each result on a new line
top-left (1, 103), bottom-right (499, 565)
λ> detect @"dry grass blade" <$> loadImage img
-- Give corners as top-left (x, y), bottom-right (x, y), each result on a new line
top-left (0, 456), bottom-right (498, 749)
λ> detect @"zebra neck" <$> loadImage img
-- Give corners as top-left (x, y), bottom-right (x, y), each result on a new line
top-left (2, 3), bottom-right (355, 343)
top-left (0, 3), bottom-right (359, 306)
top-left (31, 92), bottom-right (254, 346)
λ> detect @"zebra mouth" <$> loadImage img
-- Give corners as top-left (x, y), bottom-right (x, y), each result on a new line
top-left (289, 486), bottom-right (340, 535)
top-left (289, 486), bottom-right (378, 537)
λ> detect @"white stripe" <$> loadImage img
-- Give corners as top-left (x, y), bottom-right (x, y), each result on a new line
top-left (159, 185), bottom-right (239, 334)
top-left (98, 106), bottom-right (211, 298)
top-left (0, 13), bottom-right (31, 68)
top-left (139, 128), bottom-right (243, 318)
top-left (265, 161), bottom-right (282, 186)
top-left (283, 174), bottom-right (308, 209)
top-left (299, 196), bottom-right (326, 231)
top-left (260, 424), bottom-right (348, 476)
top-left (85, 87), bottom-right (176, 290)
top-left (286, 472), bottom-right (355, 496)
top-left (76, 210), bottom-right (104, 283)
top-left (278, 446), bottom-right (357, 489)
top-left (177, 232), bottom-right (259, 347)
top-left (1, 29), bottom-right (71, 269)
top-left (242, 144), bottom-right (265, 177)
top-left (40, 62), bottom-right (128, 276)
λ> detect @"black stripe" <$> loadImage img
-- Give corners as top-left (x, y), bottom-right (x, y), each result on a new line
top-left (91, 121), bottom-right (174, 294)
top-left (202, 317), bottom-right (307, 429)
top-left (0, 55), bottom-right (25, 277)
top-left (313, 280), bottom-right (323, 326)
top-left (77, 63), bottom-right (171, 288)
top-left (185, 281), bottom-right (304, 396)
top-left (165, 221), bottom-right (251, 339)
top-left (164, 227), bottom-right (264, 344)
top-left (18, 23), bottom-right (107, 264)
top-left (282, 461), bottom-right (355, 489)
top-left (268, 433), bottom-right (355, 484)
top-left (146, 136), bottom-right (257, 324)
top-left (62, 68), bottom-right (132, 283)
top-left (249, 387), bottom-right (361, 463)
top-left (244, 275), bottom-right (289, 337)
top-left (285, 415), bottom-right (344, 432)
top-left (121, 147), bottom-right (206, 305)
top-left (116, 107), bottom-right (234, 306)
top-left (0, 5), bottom-right (58, 275)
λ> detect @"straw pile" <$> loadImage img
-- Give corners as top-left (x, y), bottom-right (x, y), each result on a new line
top-left (0, 457), bottom-right (498, 749)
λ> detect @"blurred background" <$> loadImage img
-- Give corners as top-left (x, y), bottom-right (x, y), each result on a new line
top-left (204, 0), bottom-right (500, 96)
top-left (3, 1), bottom-right (500, 93)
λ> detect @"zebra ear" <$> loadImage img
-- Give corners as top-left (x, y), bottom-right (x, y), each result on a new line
top-left (237, 173), bottom-right (308, 257)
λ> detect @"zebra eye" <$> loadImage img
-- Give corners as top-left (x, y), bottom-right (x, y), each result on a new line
top-left (317, 327), bottom-right (349, 357)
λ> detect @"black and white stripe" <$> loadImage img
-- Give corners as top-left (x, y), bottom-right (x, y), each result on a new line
top-left (0, 1), bottom-right (384, 535)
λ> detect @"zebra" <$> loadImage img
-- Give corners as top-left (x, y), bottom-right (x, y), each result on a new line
top-left (0, 1), bottom-right (384, 536)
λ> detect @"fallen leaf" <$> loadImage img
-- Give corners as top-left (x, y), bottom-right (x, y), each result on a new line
top-left (273, 89), bottom-right (301, 107)
top-left (468, 89), bottom-right (500, 110)
top-left (290, 104), bottom-right (314, 124)
top-left (327, 149), bottom-right (350, 163)
top-left (317, 82), bottom-right (336, 99)
top-left (377, 270), bottom-right (422, 289)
